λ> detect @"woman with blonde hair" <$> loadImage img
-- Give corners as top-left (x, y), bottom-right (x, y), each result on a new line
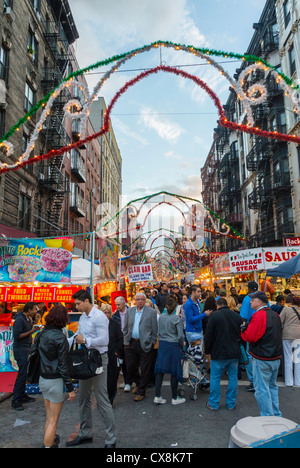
top-left (226, 296), bottom-right (240, 314)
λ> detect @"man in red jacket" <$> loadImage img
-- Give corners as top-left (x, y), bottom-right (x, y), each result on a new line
top-left (241, 291), bottom-right (283, 417)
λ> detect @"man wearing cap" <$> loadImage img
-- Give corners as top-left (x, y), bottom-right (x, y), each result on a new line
top-left (241, 291), bottom-right (283, 417)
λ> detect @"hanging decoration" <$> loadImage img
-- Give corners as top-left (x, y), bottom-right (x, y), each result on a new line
top-left (0, 41), bottom-right (300, 174)
top-left (100, 191), bottom-right (246, 242)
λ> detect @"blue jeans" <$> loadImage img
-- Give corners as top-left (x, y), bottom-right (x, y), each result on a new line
top-left (252, 358), bottom-right (281, 417)
top-left (209, 359), bottom-right (239, 410)
top-left (245, 342), bottom-right (253, 384)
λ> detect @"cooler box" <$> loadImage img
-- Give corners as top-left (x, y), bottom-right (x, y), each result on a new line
top-left (229, 416), bottom-right (299, 448)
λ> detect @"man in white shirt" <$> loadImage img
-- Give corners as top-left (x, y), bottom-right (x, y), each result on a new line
top-left (66, 290), bottom-right (116, 448)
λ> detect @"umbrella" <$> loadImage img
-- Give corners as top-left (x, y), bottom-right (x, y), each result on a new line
top-left (266, 254), bottom-right (300, 278)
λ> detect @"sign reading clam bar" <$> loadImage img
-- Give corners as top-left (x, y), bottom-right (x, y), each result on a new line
top-left (0, 237), bottom-right (74, 283)
top-left (127, 264), bottom-right (153, 283)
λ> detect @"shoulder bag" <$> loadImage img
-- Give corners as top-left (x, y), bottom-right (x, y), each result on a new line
top-left (292, 307), bottom-right (300, 321)
top-left (68, 338), bottom-right (103, 380)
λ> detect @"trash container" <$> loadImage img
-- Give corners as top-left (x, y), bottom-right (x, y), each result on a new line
top-left (229, 416), bottom-right (298, 448)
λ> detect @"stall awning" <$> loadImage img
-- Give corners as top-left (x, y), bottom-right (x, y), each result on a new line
top-left (0, 223), bottom-right (36, 239)
top-left (266, 254), bottom-right (300, 278)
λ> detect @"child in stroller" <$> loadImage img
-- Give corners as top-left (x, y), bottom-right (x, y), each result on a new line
top-left (178, 333), bottom-right (209, 401)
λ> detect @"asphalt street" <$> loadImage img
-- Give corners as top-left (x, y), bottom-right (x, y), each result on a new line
top-left (0, 372), bottom-right (300, 449)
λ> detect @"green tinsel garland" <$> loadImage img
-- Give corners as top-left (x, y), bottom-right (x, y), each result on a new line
top-left (0, 40), bottom-right (297, 144)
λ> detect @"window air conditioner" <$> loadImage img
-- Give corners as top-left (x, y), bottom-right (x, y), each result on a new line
top-left (4, 7), bottom-right (15, 22)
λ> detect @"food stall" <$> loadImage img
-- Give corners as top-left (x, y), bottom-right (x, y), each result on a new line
top-left (0, 233), bottom-right (124, 394)
top-left (210, 246), bottom-right (300, 297)
top-left (225, 246), bottom-right (300, 297)
top-left (0, 237), bottom-right (103, 393)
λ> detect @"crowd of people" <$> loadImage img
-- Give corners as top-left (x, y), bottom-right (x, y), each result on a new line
top-left (7, 281), bottom-right (300, 448)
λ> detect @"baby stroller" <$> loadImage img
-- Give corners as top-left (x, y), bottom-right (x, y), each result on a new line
top-left (177, 352), bottom-right (209, 401)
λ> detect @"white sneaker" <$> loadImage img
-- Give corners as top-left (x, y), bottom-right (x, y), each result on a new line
top-left (119, 383), bottom-right (125, 389)
top-left (154, 396), bottom-right (167, 404)
top-left (124, 384), bottom-right (131, 392)
top-left (172, 397), bottom-right (186, 405)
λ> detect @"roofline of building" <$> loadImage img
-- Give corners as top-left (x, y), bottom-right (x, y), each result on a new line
top-left (47, 0), bottom-right (79, 44)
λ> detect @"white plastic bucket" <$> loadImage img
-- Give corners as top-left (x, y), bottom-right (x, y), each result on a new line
top-left (229, 416), bottom-right (298, 448)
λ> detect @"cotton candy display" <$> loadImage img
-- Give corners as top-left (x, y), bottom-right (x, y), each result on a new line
top-left (41, 248), bottom-right (72, 273)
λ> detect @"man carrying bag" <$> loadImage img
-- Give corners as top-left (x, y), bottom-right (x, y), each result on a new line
top-left (68, 337), bottom-right (103, 380)
top-left (66, 290), bottom-right (116, 449)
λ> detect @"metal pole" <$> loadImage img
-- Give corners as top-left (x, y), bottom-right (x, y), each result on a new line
top-left (90, 231), bottom-right (95, 304)
top-left (118, 245), bottom-right (122, 289)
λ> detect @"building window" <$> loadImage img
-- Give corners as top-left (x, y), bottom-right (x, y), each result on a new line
top-left (4, 0), bottom-right (13, 8)
top-left (297, 147), bottom-right (300, 177)
top-left (288, 44), bottom-right (296, 75)
top-left (0, 109), bottom-right (5, 137)
top-left (283, 0), bottom-right (291, 27)
top-left (30, 0), bottom-right (41, 14)
top-left (270, 109), bottom-right (286, 133)
top-left (18, 194), bottom-right (31, 231)
top-left (24, 82), bottom-right (35, 112)
top-left (27, 29), bottom-right (38, 65)
top-left (0, 45), bottom-right (8, 84)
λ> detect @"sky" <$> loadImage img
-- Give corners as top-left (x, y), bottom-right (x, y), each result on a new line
top-left (68, 0), bottom-right (266, 237)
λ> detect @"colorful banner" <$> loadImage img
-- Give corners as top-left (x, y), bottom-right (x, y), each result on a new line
top-left (99, 238), bottom-right (119, 281)
top-left (0, 327), bottom-right (18, 373)
top-left (263, 247), bottom-right (300, 269)
top-left (229, 247), bottom-right (300, 273)
top-left (229, 248), bottom-right (263, 273)
top-left (0, 286), bottom-right (79, 303)
top-left (7, 287), bottom-right (33, 302)
top-left (213, 253), bottom-right (231, 276)
top-left (0, 237), bottom-right (73, 283)
top-left (127, 264), bottom-right (153, 283)
top-left (209, 252), bottom-right (228, 268)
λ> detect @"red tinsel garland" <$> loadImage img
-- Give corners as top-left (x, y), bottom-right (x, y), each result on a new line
top-left (1, 65), bottom-right (299, 175)
top-left (0, 66), bottom-right (225, 174)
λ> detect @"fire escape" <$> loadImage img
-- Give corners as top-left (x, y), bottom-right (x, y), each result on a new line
top-left (38, 20), bottom-right (73, 236)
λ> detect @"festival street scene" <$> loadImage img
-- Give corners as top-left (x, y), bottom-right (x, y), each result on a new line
top-left (0, 0), bottom-right (300, 451)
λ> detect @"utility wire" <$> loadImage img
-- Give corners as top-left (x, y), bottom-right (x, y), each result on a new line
top-left (84, 60), bottom-right (241, 76)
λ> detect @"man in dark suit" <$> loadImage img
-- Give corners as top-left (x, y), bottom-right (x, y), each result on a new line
top-left (111, 296), bottom-right (131, 392)
top-left (102, 306), bottom-right (124, 405)
top-left (123, 292), bottom-right (158, 401)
